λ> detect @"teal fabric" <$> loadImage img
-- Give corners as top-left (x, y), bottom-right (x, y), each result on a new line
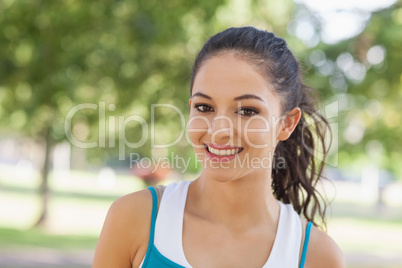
top-left (299, 221), bottom-right (313, 268)
top-left (142, 186), bottom-right (312, 268)
top-left (142, 187), bottom-right (185, 268)
top-left (142, 243), bottom-right (186, 268)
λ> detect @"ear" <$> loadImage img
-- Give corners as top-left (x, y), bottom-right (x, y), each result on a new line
top-left (188, 98), bottom-right (192, 107)
top-left (277, 107), bottom-right (301, 141)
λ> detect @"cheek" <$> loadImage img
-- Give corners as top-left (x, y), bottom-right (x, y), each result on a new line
top-left (188, 114), bottom-right (210, 145)
top-left (242, 117), bottom-right (276, 148)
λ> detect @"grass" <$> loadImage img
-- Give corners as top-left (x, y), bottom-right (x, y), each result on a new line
top-left (1, 216), bottom-right (401, 268)
top-left (0, 227), bottom-right (97, 251)
top-left (0, 167), bottom-right (402, 267)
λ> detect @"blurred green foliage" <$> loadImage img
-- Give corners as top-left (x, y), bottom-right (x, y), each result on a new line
top-left (299, 3), bottom-right (402, 179)
top-left (0, 0), bottom-right (401, 176)
top-left (0, 0), bottom-right (299, 164)
top-left (0, 0), bottom-right (299, 225)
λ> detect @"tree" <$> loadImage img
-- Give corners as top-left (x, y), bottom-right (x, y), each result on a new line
top-left (0, 0), bottom-right (229, 227)
top-left (5, 0), bottom-right (396, 229)
top-left (293, 1), bottom-right (402, 179)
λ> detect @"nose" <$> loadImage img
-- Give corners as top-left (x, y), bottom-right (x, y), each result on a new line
top-left (209, 115), bottom-right (236, 144)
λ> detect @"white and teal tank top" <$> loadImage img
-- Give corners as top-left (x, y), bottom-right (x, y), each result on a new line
top-left (140, 180), bottom-right (312, 268)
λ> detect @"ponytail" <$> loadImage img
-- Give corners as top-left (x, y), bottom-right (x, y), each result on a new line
top-left (273, 84), bottom-right (330, 228)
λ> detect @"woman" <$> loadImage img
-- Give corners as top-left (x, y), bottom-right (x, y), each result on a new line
top-left (93, 26), bottom-right (346, 268)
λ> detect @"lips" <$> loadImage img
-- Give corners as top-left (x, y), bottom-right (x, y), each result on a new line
top-left (206, 143), bottom-right (241, 150)
top-left (204, 143), bottom-right (243, 160)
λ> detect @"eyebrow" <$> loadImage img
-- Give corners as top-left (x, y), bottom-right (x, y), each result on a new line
top-left (191, 92), bottom-right (265, 103)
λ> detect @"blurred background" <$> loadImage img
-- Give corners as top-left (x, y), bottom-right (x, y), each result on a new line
top-left (0, 0), bottom-right (401, 267)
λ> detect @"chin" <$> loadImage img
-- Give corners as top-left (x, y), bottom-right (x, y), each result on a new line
top-left (201, 168), bottom-right (241, 183)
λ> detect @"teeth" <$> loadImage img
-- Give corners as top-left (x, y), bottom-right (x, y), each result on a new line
top-left (207, 146), bottom-right (241, 156)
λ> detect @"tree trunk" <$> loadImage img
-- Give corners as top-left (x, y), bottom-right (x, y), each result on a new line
top-left (33, 128), bottom-right (52, 228)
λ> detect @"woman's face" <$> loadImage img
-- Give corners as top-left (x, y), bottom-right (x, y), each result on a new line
top-left (188, 52), bottom-right (288, 182)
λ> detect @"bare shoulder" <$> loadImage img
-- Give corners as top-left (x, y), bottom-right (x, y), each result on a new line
top-left (305, 225), bottom-right (346, 268)
top-left (93, 188), bottom-right (153, 268)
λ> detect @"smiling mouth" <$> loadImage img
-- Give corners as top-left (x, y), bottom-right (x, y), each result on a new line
top-left (204, 145), bottom-right (243, 156)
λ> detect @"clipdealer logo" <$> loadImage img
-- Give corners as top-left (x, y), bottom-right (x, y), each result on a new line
top-left (64, 100), bottom-right (339, 167)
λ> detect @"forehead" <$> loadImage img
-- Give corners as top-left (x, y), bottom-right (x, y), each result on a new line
top-left (192, 53), bottom-right (280, 105)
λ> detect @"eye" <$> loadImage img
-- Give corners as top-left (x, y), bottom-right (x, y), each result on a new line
top-left (237, 107), bottom-right (258, 117)
top-left (194, 104), bottom-right (214, 113)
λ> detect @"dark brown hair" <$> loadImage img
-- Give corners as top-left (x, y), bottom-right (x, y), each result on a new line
top-left (190, 26), bottom-right (331, 228)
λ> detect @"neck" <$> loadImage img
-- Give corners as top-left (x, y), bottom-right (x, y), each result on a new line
top-left (187, 171), bottom-right (280, 230)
